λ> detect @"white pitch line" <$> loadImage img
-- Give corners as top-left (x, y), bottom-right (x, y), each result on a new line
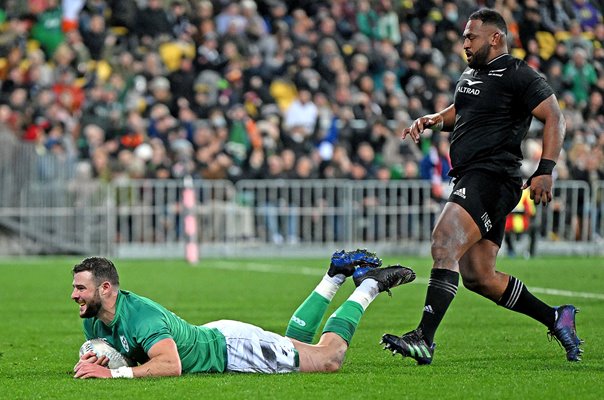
top-left (529, 287), bottom-right (604, 300)
top-left (197, 262), bottom-right (604, 301)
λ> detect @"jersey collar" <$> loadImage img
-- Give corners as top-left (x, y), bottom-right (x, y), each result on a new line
top-left (485, 53), bottom-right (510, 69)
top-left (105, 290), bottom-right (127, 328)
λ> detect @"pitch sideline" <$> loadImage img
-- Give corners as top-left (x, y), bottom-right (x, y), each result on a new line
top-left (197, 261), bottom-right (604, 301)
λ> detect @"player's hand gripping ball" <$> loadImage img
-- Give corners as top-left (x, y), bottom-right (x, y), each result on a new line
top-left (79, 339), bottom-right (134, 369)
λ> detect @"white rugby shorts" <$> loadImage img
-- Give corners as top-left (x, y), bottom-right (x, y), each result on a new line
top-left (203, 320), bottom-right (300, 373)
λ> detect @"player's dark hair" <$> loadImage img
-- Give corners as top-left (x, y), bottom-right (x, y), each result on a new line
top-left (72, 257), bottom-right (120, 287)
top-left (469, 8), bottom-right (507, 35)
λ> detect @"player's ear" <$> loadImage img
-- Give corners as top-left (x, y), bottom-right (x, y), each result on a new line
top-left (492, 31), bottom-right (503, 46)
top-left (99, 280), bottom-right (112, 294)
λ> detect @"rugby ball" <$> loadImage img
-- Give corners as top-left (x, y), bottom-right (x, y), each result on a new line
top-left (79, 338), bottom-right (134, 369)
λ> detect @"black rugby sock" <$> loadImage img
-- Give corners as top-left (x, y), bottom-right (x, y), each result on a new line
top-left (497, 276), bottom-right (555, 328)
top-left (418, 269), bottom-right (459, 345)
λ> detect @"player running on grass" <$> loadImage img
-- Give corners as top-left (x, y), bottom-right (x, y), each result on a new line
top-left (381, 8), bottom-right (582, 365)
top-left (72, 250), bottom-right (415, 378)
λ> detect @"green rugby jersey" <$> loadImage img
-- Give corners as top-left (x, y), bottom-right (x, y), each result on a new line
top-left (82, 290), bottom-right (227, 373)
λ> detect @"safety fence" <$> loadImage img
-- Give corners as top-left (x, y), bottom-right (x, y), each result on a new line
top-left (1, 176), bottom-right (602, 258)
top-left (1, 129), bottom-right (602, 257)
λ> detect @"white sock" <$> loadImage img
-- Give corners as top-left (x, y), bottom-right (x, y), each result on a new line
top-left (348, 279), bottom-right (380, 310)
top-left (314, 273), bottom-right (345, 300)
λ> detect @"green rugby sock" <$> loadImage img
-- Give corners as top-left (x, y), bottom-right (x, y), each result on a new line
top-left (322, 300), bottom-right (365, 344)
top-left (285, 291), bottom-right (330, 343)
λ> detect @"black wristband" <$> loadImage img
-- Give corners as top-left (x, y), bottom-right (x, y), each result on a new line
top-left (525, 158), bottom-right (556, 187)
top-left (533, 158), bottom-right (556, 177)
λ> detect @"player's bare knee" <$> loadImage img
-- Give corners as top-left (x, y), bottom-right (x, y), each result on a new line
top-left (322, 347), bottom-right (345, 372)
top-left (431, 235), bottom-right (457, 266)
top-left (462, 274), bottom-right (493, 296)
top-left (323, 356), bottom-right (343, 372)
top-left (461, 275), bottom-right (483, 293)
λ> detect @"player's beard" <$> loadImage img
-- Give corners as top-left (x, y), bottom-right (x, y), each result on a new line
top-left (467, 42), bottom-right (490, 68)
top-left (80, 290), bottom-right (102, 318)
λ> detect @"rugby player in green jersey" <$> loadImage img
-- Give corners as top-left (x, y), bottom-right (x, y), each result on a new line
top-left (72, 250), bottom-right (415, 378)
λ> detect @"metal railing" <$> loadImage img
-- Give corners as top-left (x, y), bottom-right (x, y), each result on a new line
top-left (2, 177), bottom-right (602, 258)
top-left (1, 128), bottom-right (602, 257)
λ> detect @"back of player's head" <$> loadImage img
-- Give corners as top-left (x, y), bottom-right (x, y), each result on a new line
top-left (469, 8), bottom-right (507, 35)
top-left (73, 257), bottom-right (120, 287)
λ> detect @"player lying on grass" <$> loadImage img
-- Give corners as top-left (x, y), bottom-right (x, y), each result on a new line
top-left (72, 250), bottom-right (415, 378)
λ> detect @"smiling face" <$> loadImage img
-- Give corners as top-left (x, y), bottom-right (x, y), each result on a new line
top-left (71, 271), bottom-right (103, 318)
top-left (462, 19), bottom-right (503, 68)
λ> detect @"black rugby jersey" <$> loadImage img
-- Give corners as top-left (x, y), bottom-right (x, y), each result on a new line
top-left (449, 54), bottom-right (553, 180)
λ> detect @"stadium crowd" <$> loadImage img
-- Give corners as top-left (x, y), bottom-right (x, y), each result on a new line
top-left (0, 0), bottom-right (603, 193)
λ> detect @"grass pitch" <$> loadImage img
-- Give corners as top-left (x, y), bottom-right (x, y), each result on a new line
top-left (0, 255), bottom-right (602, 399)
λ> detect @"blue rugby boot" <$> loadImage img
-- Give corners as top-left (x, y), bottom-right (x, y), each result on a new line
top-left (548, 305), bottom-right (583, 361)
top-left (353, 264), bottom-right (416, 295)
top-left (328, 249), bottom-right (382, 277)
top-left (380, 328), bottom-right (435, 365)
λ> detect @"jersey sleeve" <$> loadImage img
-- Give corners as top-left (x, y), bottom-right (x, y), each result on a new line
top-left (129, 308), bottom-right (174, 353)
top-left (514, 63), bottom-right (554, 112)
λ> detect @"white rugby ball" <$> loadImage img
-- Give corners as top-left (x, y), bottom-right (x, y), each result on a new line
top-left (79, 338), bottom-right (133, 369)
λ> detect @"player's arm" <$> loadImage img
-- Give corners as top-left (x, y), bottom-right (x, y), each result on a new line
top-left (402, 104), bottom-right (456, 143)
top-left (522, 94), bottom-right (566, 205)
top-left (131, 338), bottom-right (182, 377)
top-left (74, 338), bottom-right (182, 379)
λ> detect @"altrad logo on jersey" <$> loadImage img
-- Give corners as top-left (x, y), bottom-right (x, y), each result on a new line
top-left (463, 79), bottom-right (483, 86)
top-left (457, 86), bottom-right (481, 95)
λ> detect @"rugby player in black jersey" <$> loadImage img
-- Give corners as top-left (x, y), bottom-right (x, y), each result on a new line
top-left (380, 8), bottom-right (583, 364)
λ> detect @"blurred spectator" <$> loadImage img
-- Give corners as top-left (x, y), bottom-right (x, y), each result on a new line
top-left (322, 144), bottom-right (352, 179)
top-left (504, 189), bottom-right (538, 258)
top-left (136, 0), bottom-right (172, 45)
top-left (564, 19), bottom-right (594, 55)
top-left (354, 142), bottom-right (381, 179)
top-left (376, 0), bottom-right (401, 44)
top-left (240, 0), bottom-right (269, 41)
top-left (518, 0), bottom-right (543, 50)
top-left (419, 132), bottom-right (452, 204)
top-left (215, 2), bottom-right (246, 36)
top-left (107, 0), bottom-right (138, 33)
top-left (563, 47), bottom-right (598, 108)
top-left (571, 0), bottom-right (603, 32)
top-left (224, 103), bottom-right (261, 165)
top-left (169, 1), bottom-right (195, 40)
top-left (0, 14), bottom-right (31, 59)
top-left (80, 12), bottom-right (112, 61)
top-left (540, 0), bottom-right (575, 33)
top-left (283, 87), bottom-right (318, 137)
top-left (168, 56), bottom-right (196, 105)
top-left (30, 0), bottom-right (64, 58)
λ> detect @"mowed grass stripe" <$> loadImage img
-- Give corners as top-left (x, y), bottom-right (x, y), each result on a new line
top-left (196, 260), bottom-right (604, 300)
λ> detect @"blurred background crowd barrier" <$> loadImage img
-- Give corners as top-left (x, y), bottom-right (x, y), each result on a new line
top-left (1, 131), bottom-right (602, 257)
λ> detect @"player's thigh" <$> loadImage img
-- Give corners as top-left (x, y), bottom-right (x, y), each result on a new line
top-left (432, 201), bottom-right (482, 255)
top-left (448, 170), bottom-right (521, 247)
top-left (203, 320), bottom-right (299, 373)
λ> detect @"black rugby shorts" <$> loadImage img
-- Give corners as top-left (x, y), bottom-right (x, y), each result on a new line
top-left (448, 170), bottom-right (522, 247)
